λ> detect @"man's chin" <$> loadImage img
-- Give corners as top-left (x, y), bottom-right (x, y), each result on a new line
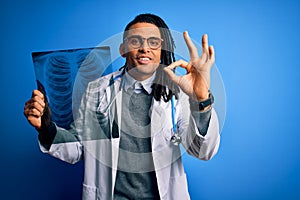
top-left (127, 67), bottom-right (156, 80)
top-left (130, 64), bottom-right (157, 73)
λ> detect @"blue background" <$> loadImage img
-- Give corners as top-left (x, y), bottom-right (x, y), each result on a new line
top-left (1, 0), bottom-right (300, 199)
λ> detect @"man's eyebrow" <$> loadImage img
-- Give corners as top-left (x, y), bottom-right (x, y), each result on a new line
top-left (127, 34), bottom-right (161, 38)
top-left (126, 34), bottom-right (141, 37)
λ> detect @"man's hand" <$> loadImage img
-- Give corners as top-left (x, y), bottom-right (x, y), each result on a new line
top-left (164, 32), bottom-right (215, 101)
top-left (23, 90), bottom-right (46, 129)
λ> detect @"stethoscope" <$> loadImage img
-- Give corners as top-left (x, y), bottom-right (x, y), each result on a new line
top-left (170, 95), bottom-right (182, 145)
top-left (109, 67), bottom-right (182, 145)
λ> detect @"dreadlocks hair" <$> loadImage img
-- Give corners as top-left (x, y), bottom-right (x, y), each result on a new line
top-left (122, 13), bottom-right (180, 102)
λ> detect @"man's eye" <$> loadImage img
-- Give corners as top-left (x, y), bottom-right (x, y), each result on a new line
top-left (130, 38), bottom-right (140, 45)
top-left (149, 40), bottom-right (159, 46)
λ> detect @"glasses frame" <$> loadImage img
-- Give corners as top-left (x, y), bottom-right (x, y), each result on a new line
top-left (124, 35), bottom-right (164, 50)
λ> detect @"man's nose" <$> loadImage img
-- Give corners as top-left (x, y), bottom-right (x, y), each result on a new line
top-left (139, 40), bottom-right (151, 51)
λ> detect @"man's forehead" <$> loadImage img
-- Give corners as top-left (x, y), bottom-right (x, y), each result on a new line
top-left (126, 27), bottom-right (161, 37)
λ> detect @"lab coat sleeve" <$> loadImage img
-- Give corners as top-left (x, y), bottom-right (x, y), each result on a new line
top-left (39, 124), bottom-right (84, 164)
top-left (179, 92), bottom-right (220, 161)
top-left (38, 91), bottom-right (88, 164)
top-left (191, 108), bottom-right (212, 136)
top-left (38, 76), bottom-right (111, 164)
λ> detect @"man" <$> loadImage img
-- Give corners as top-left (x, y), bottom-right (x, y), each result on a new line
top-left (24, 13), bottom-right (220, 200)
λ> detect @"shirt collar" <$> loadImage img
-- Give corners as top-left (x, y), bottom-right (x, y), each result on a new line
top-left (123, 71), bottom-right (156, 94)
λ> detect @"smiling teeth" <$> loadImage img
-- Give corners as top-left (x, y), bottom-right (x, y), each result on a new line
top-left (140, 57), bottom-right (150, 61)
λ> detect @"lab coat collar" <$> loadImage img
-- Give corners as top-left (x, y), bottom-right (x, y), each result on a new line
top-left (123, 71), bottom-right (156, 95)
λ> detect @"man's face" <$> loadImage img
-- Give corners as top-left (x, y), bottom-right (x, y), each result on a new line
top-left (120, 22), bottom-right (162, 81)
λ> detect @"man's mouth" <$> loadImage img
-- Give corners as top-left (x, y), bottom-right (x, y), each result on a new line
top-left (137, 56), bottom-right (151, 64)
top-left (139, 57), bottom-right (150, 61)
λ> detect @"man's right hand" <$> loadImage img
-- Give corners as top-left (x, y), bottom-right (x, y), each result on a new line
top-left (24, 90), bottom-right (46, 130)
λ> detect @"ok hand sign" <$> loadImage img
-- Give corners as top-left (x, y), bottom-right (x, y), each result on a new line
top-left (164, 32), bottom-right (215, 101)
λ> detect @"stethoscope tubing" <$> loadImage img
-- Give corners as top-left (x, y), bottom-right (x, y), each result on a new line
top-left (109, 68), bottom-right (181, 145)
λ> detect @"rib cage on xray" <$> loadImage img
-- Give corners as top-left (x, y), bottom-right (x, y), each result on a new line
top-left (32, 47), bottom-right (111, 129)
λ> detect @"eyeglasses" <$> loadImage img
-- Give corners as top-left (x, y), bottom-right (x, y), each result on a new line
top-left (124, 35), bottom-right (163, 50)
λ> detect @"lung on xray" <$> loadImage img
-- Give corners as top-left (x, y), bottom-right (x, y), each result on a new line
top-left (32, 46), bottom-right (112, 129)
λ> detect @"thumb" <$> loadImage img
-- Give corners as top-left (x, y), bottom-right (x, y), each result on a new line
top-left (36, 80), bottom-right (51, 128)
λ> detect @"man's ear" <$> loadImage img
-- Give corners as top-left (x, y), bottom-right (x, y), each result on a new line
top-left (119, 43), bottom-right (126, 58)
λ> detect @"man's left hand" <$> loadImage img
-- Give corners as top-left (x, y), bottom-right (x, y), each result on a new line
top-left (164, 32), bottom-right (215, 101)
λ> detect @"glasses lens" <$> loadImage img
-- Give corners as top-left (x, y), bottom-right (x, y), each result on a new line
top-left (127, 36), bottom-right (141, 48)
top-left (126, 36), bottom-right (162, 49)
top-left (148, 37), bottom-right (162, 49)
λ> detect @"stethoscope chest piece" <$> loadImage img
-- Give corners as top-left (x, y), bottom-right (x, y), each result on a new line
top-left (170, 133), bottom-right (182, 146)
top-left (170, 95), bottom-right (182, 145)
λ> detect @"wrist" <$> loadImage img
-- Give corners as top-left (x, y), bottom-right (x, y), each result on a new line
top-left (196, 92), bottom-right (210, 101)
top-left (189, 91), bottom-right (214, 111)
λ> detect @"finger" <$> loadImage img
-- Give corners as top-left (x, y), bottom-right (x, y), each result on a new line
top-left (164, 60), bottom-right (187, 84)
top-left (31, 101), bottom-right (45, 114)
top-left (209, 45), bottom-right (215, 64)
top-left (24, 102), bottom-right (43, 116)
top-left (31, 90), bottom-right (46, 110)
top-left (199, 34), bottom-right (209, 62)
top-left (164, 66), bottom-right (181, 85)
top-left (29, 107), bottom-right (43, 117)
top-left (167, 59), bottom-right (189, 70)
top-left (183, 31), bottom-right (199, 60)
top-left (32, 95), bottom-right (46, 108)
top-left (164, 60), bottom-right (192, 85)
top-left (24, 107), bottom-right (43, 118)
top-left (202, 34), bottom-right (209, 53)
top-left (167, 59), bottom-right (193, 74)
top-left (32, 90), bottom-right (44, 100)
top-left (24, 97), bottom-right (45, 115)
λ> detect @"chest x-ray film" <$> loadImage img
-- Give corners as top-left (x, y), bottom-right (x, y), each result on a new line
top-left (32, 46), bottom-right (112, 129)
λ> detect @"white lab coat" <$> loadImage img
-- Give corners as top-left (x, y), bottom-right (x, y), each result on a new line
top-left (39, 70), bottom-right (220, 200)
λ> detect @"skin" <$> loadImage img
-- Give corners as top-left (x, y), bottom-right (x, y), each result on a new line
top-left (164, 32), bottom-right (215, 101)
top-left (119, 23), bottom-right (162, 81)
top-left (24, 89), bottom-right (45, 129)
top-left (24, 22), bottom-right (215, 129)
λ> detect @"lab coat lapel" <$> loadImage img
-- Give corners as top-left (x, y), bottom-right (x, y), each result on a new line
top-left (150, 99), bottom-right (173, 199)
top-left (108, 77), bottom-right (122, 194)
top-left (150, 99), bottom-right (164, 135)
